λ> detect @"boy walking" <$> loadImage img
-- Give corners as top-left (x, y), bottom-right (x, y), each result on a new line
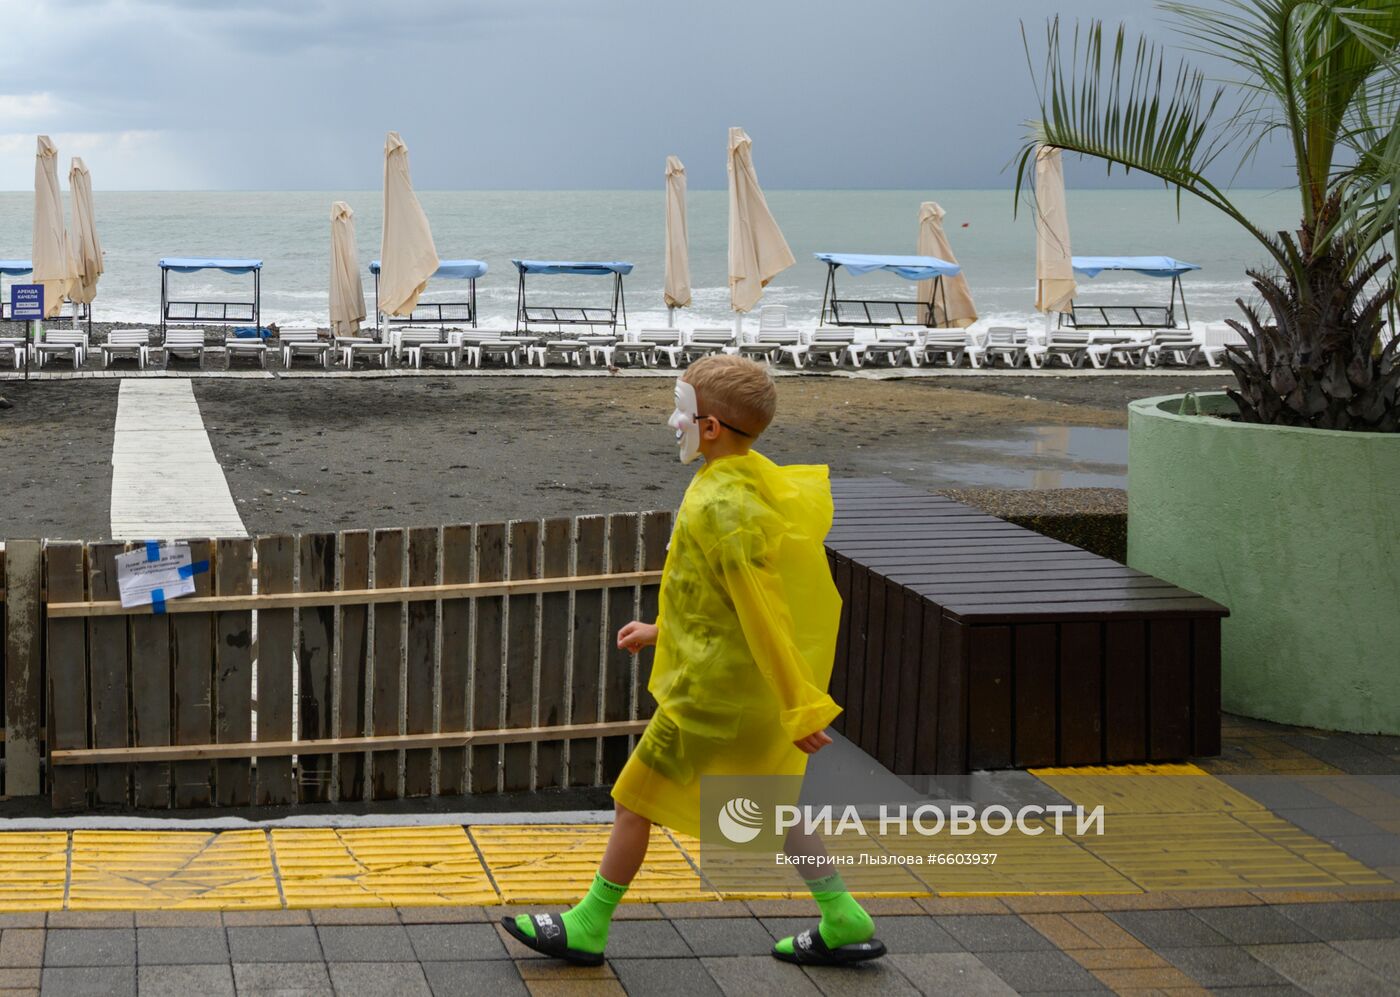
top-left (505, 355), bottom-right (884, 967)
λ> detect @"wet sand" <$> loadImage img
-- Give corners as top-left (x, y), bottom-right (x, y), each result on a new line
top-left (0, 374), bottom-right (1226, 540)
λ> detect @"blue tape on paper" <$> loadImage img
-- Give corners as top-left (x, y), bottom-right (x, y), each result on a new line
top-left (151, 587), bottom-right (166, 615)
top-left (145, 540), bottom-right (161, 562)
top-left (178, 559), bottom-right (210, 580)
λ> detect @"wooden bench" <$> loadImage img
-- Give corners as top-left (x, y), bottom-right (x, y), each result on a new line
top-left (825, 478), bottom-right (1226, 775)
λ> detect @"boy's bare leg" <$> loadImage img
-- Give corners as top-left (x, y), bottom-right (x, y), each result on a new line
top-left (511, 802), bottom-right (651, 955)
top-left (772, 824), bottom-right (877, 957)
top-left (600, 801), bottom-right (653, 883)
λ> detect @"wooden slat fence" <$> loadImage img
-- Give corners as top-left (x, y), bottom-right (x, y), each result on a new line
top-left (0, 511), bottom-right (670, 810)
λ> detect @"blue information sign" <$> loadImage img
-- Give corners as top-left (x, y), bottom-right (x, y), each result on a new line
top-left (10, 284), bottom-right (43, 321)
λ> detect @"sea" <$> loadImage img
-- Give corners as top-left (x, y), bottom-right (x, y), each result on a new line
top-left (0, 188), bottom-right (1298, 330)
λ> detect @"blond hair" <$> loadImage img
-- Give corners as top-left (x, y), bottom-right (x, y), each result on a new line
top-left (682, 354), bottom-right (777, 438)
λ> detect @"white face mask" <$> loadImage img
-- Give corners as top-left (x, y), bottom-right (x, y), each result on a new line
top-left (668, 379), bottom-right (702, 464)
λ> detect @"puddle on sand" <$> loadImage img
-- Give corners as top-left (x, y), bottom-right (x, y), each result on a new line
top-left (929, 426), bottom-right (1127, 490)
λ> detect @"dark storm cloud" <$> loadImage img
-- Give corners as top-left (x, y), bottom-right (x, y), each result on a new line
top-left (2, 0), bottom-right (1293, 190)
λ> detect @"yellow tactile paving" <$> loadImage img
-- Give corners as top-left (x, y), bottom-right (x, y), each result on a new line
top-left (273, 826), bottom-right (497, 908)
top-left (470, 824), bottom-right (714, 904)
top-left (68, 830), bottom-right (280, 910)
top-left (1031, 764), bottom-right (1264, 814)
top-left (878, 823), bottom-right (1140, 897)
top-left (0, 832), bottom-right (67, 911)
top-left (1031, 764), bottom-right (1392, 892)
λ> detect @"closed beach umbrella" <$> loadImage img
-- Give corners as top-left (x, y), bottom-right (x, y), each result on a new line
top-left (379, 131), bottom-right (439, 317)
top-left (329, 201), bottom-right (366, 337)
top-left (727, 127), bottom-right (794, 314)
top-left (917, 201), bottom-right (977, 328)
top-left (32, 135), bottom-right (77, 318)
top-left (664, 155), bottom-right (691, 315)
top-left (68, 158), bottom-right (103, 312)
top-left (1034, 146), bottom-right (1077, 315)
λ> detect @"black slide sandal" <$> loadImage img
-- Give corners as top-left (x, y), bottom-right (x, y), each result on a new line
top-left (500, 913), bottom-right (607, 967)
top-left (772, 926), bottom-right (886, 966)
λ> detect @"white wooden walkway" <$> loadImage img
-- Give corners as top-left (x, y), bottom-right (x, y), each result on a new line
top-left (110, 380), bottom-right (247, 540)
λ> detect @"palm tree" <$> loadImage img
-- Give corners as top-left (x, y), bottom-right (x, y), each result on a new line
top-left (1016, 1), bottom-right (1400, 431)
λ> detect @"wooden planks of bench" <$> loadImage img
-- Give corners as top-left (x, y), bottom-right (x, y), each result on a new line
top-left (825, 478), bottom-right (1226, 776)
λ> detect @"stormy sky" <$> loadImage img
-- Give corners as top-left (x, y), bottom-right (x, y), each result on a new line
top-left (0, 0), bottom-right (1293, 190)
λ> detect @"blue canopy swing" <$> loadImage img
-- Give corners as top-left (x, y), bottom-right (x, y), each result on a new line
top-left (158, 257), bottom-right (262, 337)
top-left (511, 260), bottom-right (634, 334)
top-left (1064, 256), bottom-right (1200, 330)
top-left (1, 259), bottom-right (93, 330)
top-left (814, 252), bottom-right (963, 327)
top-left (369, 259), bottom-right (488, 331)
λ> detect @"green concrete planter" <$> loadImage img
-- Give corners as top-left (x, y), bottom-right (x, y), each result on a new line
top-left (1127, 392), bottom-right (1400, 734)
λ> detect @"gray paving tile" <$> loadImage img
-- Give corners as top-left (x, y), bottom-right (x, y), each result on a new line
top-left (1188, 906), bottom-right (1318, 944)
top-left (1205, 987), bottom-right (1308, 996)
top-left (1159, 945), bottom-right (1292, 987)
top-left (1332, 938), bottom-right (1400, 979)
top-left (405, 924), bottom-right (507, 962)
top-left (700, 955), bottom-right (821, 997)
top-left (604, 921), bottom-right (692, 958)
top-left (421, 959), bottom-right (528, 997)
top-left (803, 959), bottom-right (919, 996)
top-left (671, 918), bottom-right (774, 957)
top-left (135, 927), bottom-right (229, 965)
top-left (1274, 807), bottom-right (1384, 837)
top-left (1360, 900), bottom-right (1400, 930)
top-left (41, 965), bottom-right (136, 997)
top-left (932, 915), bottom-right (1054, 952)
top-left (1222, 777), bottom-right (1332, 810)
top-left (316, 925), bottom-right (415, 962)
top-left (226, 926), bottom-right (323, 963)
top-left (1324, 834), bottom-right (1400, 868)
top-left (1272, 901), bottom-right (1395, 940)
top-left (43, 928), bottom-right (137, 967)
top-left (232, 961), bottom-right (333, 995)
top-left (759, 916), bottom-right (962, 954)
top-left (327, 961), bottom-right (432, 997)
top-left (976, 949), bottom-right (1104, 992)
top-left (1247, 941), bottom-right (1400, 995)
top-left (612, 957), bottom-right (722, 995)
top-left (1107, 909), bottom-right (1232, 948)
top-left (137, 963), bottom-right (233, 997)
top-left (886, 952), bottom-right (1017, 995)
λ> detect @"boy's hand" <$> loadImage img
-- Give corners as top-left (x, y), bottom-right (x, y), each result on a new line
top-left (617, 621), bottom-right (659, 653)
top-left (793, 730), bottom-right (833, 754)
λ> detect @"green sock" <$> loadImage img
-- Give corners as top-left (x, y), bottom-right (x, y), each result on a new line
top-left (774, 873), bottom-right (875, 954)
top-left (514, 872), bottom-right (628, 954)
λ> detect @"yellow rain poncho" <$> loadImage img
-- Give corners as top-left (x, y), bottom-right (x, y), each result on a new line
top-left (612, 450), bottom-right (842, 837)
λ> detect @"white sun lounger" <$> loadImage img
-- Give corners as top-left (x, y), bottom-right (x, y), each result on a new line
top-left (459, 331), bottom-right (522, 367)
top-left (1201, 322), bottom-right (1243, 368)
top-left (579, 334), bottom-right (619, 366)
top-left (983, 327), bottom-right (1030, 368)
top-left (738, 330), bottom-right (805, 366)
top-left (406, 332), bottom-right (465, 369)
top-left (158, 328), bottom-right (209, 367)
top-left (0, 337), bottom-right (23, 370)
top-left (337, 331), bottom-right (393, 368)
top-left (682, 329), bottom-right (736, 362)
top-left (1029, 329), bottom-right (1094, 368)
top-left (528, 339), bottom-right (587, 367)
top-left (279, 328), bottom-right (332, 369)
top-left (1145, 328), bottom-right (1204, 367)
top-left (636, 329), bottom-right (683, 367)
top-left (391, 327), bottom-right (444, 360)
top-left (224, 330), bottom-right (270, 369)
top-left (918, 329), bottom-right (973, 368)
top-left (101, 329), bottom-right (153, 369)
top-left (33, 330), bottom-right (87, 369)
top-left (805, 328), bottom-right (863, 368)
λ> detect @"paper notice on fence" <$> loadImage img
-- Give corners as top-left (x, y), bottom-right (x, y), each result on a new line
top-left (115, 542), bottom-right (197, 609)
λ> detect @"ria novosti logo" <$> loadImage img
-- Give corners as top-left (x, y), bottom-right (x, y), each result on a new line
top-left (717, 797), bottom-right (765, 843)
